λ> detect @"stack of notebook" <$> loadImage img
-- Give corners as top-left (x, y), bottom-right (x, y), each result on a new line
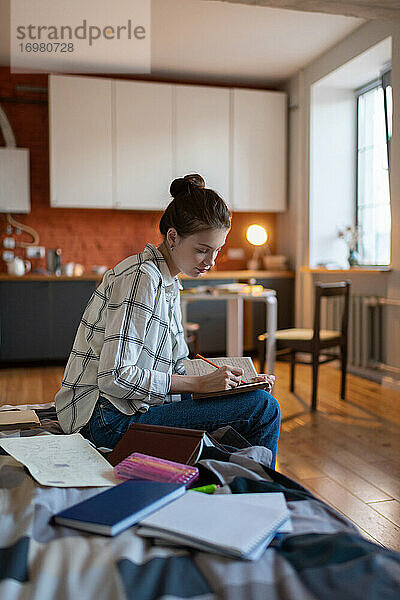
top-left (137, 491), bottom-right (290, 560)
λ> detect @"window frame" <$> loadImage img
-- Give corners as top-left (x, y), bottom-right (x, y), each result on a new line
top-left (355, 69), bottom-right (391, 266)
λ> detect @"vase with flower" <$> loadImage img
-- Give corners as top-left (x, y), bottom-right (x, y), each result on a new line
top-left (338, 225), bottom-right (361, 267)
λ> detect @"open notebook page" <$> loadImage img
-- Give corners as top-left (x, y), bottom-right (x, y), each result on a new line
top-left (182, 356), bottom-right (257, 383)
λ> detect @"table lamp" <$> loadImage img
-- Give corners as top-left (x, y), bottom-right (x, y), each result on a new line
top-left (246, 224), bottom-right (270, 270)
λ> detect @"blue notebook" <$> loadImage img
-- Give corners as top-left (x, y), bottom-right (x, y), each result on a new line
top-left (53, 479), bottom-right (186, 536)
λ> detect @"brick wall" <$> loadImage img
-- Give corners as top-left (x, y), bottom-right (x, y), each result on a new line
top-left (0, 68), bottom-right (276, 273)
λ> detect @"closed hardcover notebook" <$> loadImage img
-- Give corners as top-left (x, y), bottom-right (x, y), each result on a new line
top-left (138, 490), bottom-right (290, 560)
top-left (53, 479), bottom-right (185, 536)
top-left (0, 409), bottom-right (40, 430)
top-left (108, 423), bottom-right (215, 467)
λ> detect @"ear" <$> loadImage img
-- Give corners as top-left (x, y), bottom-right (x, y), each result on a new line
top-left (166, 228), bottom-right (178, 248)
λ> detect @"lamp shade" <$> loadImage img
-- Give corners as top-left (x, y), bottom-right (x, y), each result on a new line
top-left (246, 224), bottom-right (267, 246)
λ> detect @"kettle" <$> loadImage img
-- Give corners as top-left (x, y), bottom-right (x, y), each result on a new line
top-left (7, 257), bottom-right (31, 276)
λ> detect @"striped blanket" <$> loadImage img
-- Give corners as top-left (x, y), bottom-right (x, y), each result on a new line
top-left (0, 406), bottom-right (399, 599)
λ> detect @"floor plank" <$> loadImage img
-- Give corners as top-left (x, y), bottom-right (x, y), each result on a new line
top-left (302, 476), bottom-right (400, 551)
top-left (368, 500), bottom-right (400, 528)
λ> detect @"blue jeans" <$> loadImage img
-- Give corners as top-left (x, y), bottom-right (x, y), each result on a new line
top-left (81, 390), bottom-right (281, 468)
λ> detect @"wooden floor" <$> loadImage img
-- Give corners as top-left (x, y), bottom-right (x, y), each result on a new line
top-left (1, 361), bottom-right (400, 551)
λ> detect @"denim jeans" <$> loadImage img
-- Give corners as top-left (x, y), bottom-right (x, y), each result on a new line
top-left (81, 390), bottom-right (281, 468)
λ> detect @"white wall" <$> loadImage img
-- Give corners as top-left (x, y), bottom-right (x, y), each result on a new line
top-left (278, 19), bottom-right (400, 373)
top-left (309, 85), bottom-right (356, 267)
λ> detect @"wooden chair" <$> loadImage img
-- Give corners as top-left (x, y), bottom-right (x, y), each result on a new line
top-left (184, 322), bottom-right (200, 358)
top-left (258, 281), bottom-right (351, 410)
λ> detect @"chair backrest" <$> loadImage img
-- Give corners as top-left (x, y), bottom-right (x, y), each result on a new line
top-left (313, 281), bottom-right (351, 341)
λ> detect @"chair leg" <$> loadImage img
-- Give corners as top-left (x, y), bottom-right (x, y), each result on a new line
top-left (311, 354), bottom-right (319, 411)
top-left (341, 344), bottom-right (348, 400)
top-left (290, 351), bottom-right (295, 393)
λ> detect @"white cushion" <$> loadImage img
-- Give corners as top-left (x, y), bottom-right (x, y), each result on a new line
top-left (259, 328), bottom-right (341, 341)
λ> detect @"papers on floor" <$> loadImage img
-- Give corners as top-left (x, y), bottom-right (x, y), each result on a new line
top-left (0, 433), bottom-right (117, 487)
top-left (137, 490), bottom-right (290, 560)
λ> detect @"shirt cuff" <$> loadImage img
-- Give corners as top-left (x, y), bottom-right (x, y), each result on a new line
top-left (149, 370), bottom-right (171, 401)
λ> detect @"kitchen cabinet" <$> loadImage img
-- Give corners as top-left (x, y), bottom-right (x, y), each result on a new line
top-left (0, 280), bottom-right (96, 363)
top-left (114, 81), bottom-right (173, 210)
top-left (49, 76), bottom-right (287, 212)
top-left (49, 75), bottom-right (113, 208)
top-left (174, 85), bottom-right (230, 204)
top-left (232, 89), bottom-right (287, 211)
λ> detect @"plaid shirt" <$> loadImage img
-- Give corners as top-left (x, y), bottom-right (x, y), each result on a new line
top-left (55, 244), bottom-right (189, 434)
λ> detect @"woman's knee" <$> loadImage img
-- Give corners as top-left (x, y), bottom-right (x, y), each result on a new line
top-left (253, 389), bottom-right (281, 422)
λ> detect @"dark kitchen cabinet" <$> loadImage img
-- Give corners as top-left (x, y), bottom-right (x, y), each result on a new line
top-left (0, 280), bottom-right (96, 363)
top-left (181, 279), bottom-right (234, 355)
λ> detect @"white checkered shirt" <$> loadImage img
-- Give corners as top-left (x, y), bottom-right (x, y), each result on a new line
top-left (55, 244), bottom-right (189, 433)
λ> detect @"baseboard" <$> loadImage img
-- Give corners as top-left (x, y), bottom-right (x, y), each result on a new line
top-left (381, 376), bottom-right (400, 391)
top-left (347, 365), bottom-right (383, 383)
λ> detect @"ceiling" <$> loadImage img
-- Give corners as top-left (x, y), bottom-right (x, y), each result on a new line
top-left (0, 0), bottom-right (366, 86)
top-left (200, 0), bottom-right (400, 21)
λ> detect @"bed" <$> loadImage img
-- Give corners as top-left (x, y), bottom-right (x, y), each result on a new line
top-left (0, 404), bottom-right (399, 599)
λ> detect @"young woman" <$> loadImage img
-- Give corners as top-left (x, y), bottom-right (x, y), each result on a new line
top-left (55, 175), bottom-right (281, 467)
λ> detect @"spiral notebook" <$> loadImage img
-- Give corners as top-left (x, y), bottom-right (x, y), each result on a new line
top-left (137, 491), bottom-right (289, 560)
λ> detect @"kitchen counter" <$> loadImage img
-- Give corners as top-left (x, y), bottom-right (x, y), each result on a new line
top-left (0, 273), bottom-right (101, 281)
top-left (0, 269), bottom-right (294, 282)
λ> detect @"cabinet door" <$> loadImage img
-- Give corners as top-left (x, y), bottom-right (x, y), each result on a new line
top-left (0, 282), bottom-right (51, 361)
top-left (114, 81), bottom-right (173, 210)
top-left (175, 85), bottom-right (230, 205)
top-left (49, 281), bottom-right (96, 360)
top-left (49, 75), bottom-right (113, 208)
top-left (232, 89), bottom-right (287, 212)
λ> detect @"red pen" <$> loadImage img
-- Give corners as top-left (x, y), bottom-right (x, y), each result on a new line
top-left (195, 354), bottom-right (246, 385)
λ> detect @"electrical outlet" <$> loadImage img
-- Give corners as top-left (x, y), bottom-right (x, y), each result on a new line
top-left (2, 251), bottom-right (14, 262)
top-left (3, 237), bottom-right (15, 249)
top-left (26, 246), bottom-right (45, 259)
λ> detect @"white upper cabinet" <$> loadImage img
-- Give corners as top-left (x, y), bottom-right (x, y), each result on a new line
top-left (232, 89), bottom-right (287, 212)
top-left (49, 75), bottom-right (113, 208)
top-left (174, 85), bottom-right (230, 206)
top-left (114, 81), bottom-right (173, 210)
top-left (49, 77), bottom-right (287, 213)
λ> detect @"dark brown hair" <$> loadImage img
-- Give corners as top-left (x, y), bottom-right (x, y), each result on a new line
top-left (159, 174), bottom-right (231, 238)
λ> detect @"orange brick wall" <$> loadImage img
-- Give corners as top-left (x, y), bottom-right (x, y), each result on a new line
top-left (0, 68), bottom-right (277, 273)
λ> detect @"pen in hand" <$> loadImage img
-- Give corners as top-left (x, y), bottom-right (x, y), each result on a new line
top-left (195, 354), bottom-right (246, 385)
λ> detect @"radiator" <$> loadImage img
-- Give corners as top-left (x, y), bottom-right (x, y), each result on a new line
top-left (322, 295), bottom-right (383, 368)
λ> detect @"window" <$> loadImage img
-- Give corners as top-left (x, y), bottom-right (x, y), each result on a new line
top-left (356, 71), bottom-right (392, 265)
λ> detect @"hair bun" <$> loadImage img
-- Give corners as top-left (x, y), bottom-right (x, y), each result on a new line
top-left (170, 173), bottom-right (205, 198)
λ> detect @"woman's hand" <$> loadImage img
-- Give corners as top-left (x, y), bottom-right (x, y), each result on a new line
top-left (252, 374), bottom-right (275, 393)
top-left (195, 365), bottom-right (244, 394)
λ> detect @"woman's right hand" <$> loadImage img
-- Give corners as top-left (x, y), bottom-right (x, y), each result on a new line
top-left (195, 365), bottom-right (244, 394)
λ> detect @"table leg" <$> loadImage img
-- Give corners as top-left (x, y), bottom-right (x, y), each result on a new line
top-left (227, 297), bottom-right (243, 356)
top-left (266, 295), bottom-right (277, 374)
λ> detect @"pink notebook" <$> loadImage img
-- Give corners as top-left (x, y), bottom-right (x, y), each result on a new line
top-left (114, 452), bottom-right (199, 488)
